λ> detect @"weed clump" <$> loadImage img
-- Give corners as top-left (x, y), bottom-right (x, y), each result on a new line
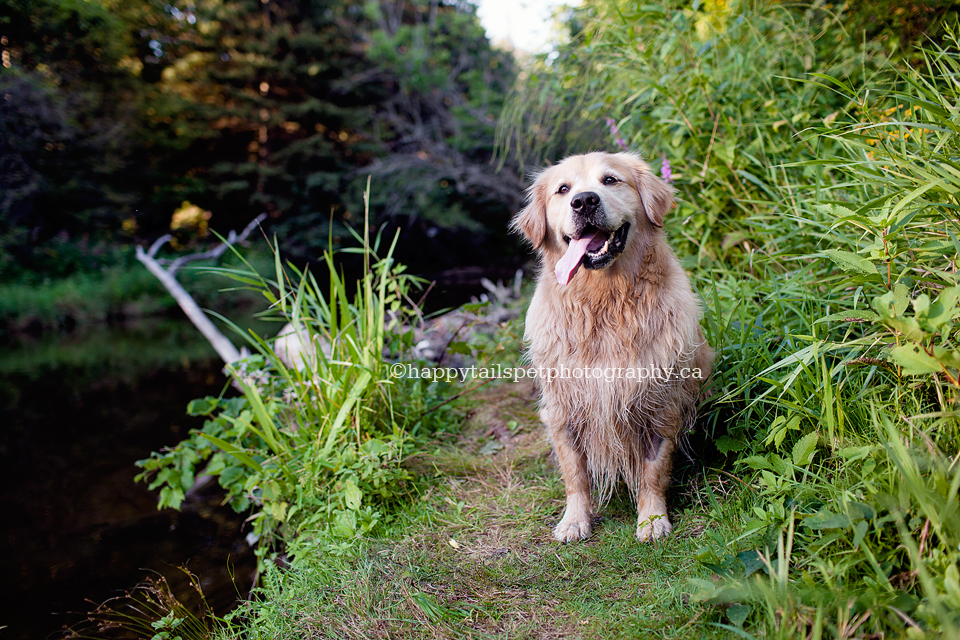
top-left (136, 204), bottom-right (458, 569)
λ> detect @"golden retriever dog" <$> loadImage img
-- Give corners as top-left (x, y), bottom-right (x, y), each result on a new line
top-left (513, 152), bottom-right (713, 542)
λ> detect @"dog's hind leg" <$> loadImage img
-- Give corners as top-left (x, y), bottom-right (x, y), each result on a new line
top-left (543, 408), bottom-right (592, 542)
top-left (636, 435), bottom-right (675, 541)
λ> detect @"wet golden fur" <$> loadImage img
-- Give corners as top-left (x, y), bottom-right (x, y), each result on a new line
top-left (513, 152), bottom-right (713, 542)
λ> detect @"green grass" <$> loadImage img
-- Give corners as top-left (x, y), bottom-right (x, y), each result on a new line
top-left (223, 381), bottom-right (745, 640)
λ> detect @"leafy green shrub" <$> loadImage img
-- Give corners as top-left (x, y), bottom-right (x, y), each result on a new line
top-left (509, 2), bottom-right (960, 635)
top-left (812, 30), bottom-right (960, 397)
top-left (136, 210), bottom-right (454, 564)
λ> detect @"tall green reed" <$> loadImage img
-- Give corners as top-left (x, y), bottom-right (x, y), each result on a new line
top-left (514, 1), bottom-right (960, 635)
top-left (137, 184), bottom-right (451, 564)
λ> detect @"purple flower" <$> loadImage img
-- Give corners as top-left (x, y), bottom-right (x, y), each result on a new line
top-left (605, 117), bottom-right (629, 151)
top-left (661, 155), bottom-right (673, 183)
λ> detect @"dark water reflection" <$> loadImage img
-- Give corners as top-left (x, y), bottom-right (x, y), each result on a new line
top-left (0, 319), bottom-right (259, 640)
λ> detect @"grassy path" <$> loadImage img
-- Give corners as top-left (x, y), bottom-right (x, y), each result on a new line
top-left (241, 381), bottom-right (742, 639)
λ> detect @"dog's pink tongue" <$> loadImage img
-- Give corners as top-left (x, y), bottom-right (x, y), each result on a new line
top-left (555, 231), bottom-right (601, 286)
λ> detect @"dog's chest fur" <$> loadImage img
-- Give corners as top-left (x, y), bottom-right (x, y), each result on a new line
top-left (525, 242), bottom-right (705, 492)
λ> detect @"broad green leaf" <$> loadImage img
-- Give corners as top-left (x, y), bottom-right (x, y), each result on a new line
top-left (838, 445), bottom-right (873, 461)
top-left (792, 431), bottom-right (819, 466)
top-left (727, 604), bottom-right (752, 628)
top-left (737, 550), bottom-right (765, 578)
top-left (885, 316), bottom-right (927, 341)
top-left (821, 249), bottom-right (878, 276)
top-left (218, 465), bottom-right (244, 487)
top-left (925, 286), bottom-right (960, 329)
top-left (889, 343), bottom-right (942, 375)
top-left (198, 433), bottom-right (264, 473)
top-left (807, 511), bottom-right (851, 529)
top-left (848, 502), bottom-right (876, 520)
top-left (688, 578), bottom-right (748, 605)
top-left (333, 511), bottom-right (357, 538)
top-left (716, 435), bottom-right (747, 453)
top-left (741, 455), bottom-right (773, 471)
top-left (763, 415), bottom-right (802, 449)
top-left (343, 478), bottom-right (362, 510)
top-left (912, 293), bottom-right (931, 317)
top-left (159, 486), bottom-right (185, 511)
top-left (814, 203), bottom-right (857, 220)
top-left (815, 310), bottom-right (879, 324)
top-left (945, 564), bottom-right (960, 608)
top-left (447, 340), bottom-right (473, 356)
top-left (852, 520), bottom-right (869, 548)
top-left (760, 469), bottom-right (778, 488)
top-left (933, 345), bottom-right (960, 370)
top-left (266, 501), bottom-right (288, 522)
top-left (187, 397), bottom-right (218, 416)
top-left (873, 283), bottom-right (910, 318)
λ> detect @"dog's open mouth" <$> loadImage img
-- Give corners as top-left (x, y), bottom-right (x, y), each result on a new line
top-left (555, 222), bottom-right (630, 285)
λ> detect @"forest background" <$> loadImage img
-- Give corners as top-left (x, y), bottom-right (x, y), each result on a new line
top-left (7, 0), bottom-right (960, 638)
top-left (1, 0), bottom-right (522, 330)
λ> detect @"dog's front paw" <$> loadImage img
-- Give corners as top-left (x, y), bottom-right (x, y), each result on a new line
top-left (554, 513), bottom-right (592, 542)
top-left (636, 513), bottom-right (672, 542)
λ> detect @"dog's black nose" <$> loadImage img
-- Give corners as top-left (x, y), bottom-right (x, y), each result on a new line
top-left (570, 191), bottom-right (601, 216)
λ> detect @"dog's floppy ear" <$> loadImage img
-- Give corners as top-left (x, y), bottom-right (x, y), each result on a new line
top-left (512, 177), bottom-right (548, 250)
top-left (630, 159), bottom-right (673, 229)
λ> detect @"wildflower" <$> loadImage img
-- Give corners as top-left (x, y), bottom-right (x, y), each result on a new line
top-left (661, 156), bottom-right (673, 183)
top-left (605, 117), bottom-right (629, 152)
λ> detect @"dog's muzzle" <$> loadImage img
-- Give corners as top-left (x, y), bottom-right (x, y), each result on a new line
top-left (570, 191), bottom-right (604, 232)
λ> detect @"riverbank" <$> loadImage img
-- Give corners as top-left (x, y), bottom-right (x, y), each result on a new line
top-left (0, 249), bottom-right (274, 335)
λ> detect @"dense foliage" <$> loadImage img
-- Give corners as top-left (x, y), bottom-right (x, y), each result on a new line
top-left (502, 0), bottom-right (960, 636)
top-left (0, 0), bottom-right (520, 284)
top-left (135, 223), bottom-right (461, 565)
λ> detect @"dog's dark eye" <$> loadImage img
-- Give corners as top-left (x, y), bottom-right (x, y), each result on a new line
top-left (557, 184), bottom-right (569, 195)
top-left (602, 175), bottom-right (619, 185)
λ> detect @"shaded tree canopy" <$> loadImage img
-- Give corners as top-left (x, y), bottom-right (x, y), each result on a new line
top-left (0, 0), bottom-right (521, 280)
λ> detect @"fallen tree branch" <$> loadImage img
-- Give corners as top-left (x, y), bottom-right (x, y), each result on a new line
top-left (150, 214), bottom-right (266, 276)
top-left (135, 214), bottom-right (266, 365)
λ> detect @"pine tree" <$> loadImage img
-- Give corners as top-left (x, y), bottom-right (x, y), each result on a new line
top-left (149, 0), bottom-right (380, 249)
top-left (362, 0), bottom-right (521, 242)
top-left (154, 0), bottom-right (521, 260)
top-left (0, 0), bottom-right (141, 276)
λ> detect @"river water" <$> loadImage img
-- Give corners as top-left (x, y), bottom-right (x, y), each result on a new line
top-left (0, 319), bottom-right (258, 639)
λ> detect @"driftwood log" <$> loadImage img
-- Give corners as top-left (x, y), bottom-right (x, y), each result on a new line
top-left (135, 214), bottom-right (266, 365)
top-left (138, 215), bottom-right (523, 372)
